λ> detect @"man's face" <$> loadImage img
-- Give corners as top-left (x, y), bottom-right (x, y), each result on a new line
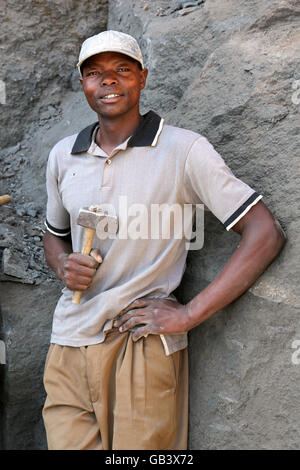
top-left (80, 51), bottom-right (148, 120)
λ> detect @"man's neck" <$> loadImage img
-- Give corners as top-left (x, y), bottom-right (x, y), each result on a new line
top-left (96, 111), bottom-right (142, 155)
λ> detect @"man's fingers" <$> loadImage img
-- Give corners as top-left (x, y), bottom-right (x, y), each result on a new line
top-left (119, 298), bottom-right (149, 315)
top-left (90, 249), bottom-right (102, 264)
top-left (64, 270), bottom-right (94, 287)
top-left (116, 315), bottom-right (150, 340)
top-left (131, 326), bottom-right (150, 342)
top-left (68, 262), bottom-right (96, 278)
top-left (114, 308), bottom-right (147, 328)
top-left (69, 252), bottom-right (99, 268)
top-left (71, 282), bottom-right (92, 291)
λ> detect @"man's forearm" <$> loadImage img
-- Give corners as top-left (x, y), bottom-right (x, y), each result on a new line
top-left (185, 210), bottom-right (286, 330)
top-left (43, 230), bottom-right (72, 281)
top-left (43, 230), bottom-right (102, 291)
top-left (101, 202), bottom-right (287, 341)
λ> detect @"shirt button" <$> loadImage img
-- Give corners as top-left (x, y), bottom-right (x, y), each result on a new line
top-left (106, 158), bottom-right (112, 165)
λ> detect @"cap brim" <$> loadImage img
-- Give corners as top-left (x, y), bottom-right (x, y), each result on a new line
top-left (77, 47), bottom-right (144, 71)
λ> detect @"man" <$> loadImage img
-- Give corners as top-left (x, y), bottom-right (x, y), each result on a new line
top-left (42, 30), bottom-right (286, 450)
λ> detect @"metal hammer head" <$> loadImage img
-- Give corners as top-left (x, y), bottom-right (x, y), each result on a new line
top-left (77, 206), bottom-right (118, 235)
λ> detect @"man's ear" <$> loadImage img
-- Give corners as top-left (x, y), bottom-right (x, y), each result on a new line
top-left (140, 68), bottom-right (148, 90)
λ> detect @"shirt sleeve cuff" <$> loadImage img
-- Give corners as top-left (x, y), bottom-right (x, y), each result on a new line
top-left (44, 219), bottom-right (71, 237)
top-left (224, 192), bottom-right (263, 231)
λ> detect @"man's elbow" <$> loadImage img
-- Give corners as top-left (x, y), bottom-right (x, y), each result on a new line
top-left (262, 217), bottom-right (286, 259)
top-left (235, 202), bottom-right (286, 272)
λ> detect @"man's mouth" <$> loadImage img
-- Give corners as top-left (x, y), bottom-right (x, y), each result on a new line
top-left (100, 94), bottom-right (122, 101)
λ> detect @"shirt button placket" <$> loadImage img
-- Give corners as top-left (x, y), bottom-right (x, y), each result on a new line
top-left (101, 157), bottom-right (114, 189)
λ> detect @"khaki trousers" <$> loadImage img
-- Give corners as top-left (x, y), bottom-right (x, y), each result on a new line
top-left (42, 329), bottom-right (188, 450)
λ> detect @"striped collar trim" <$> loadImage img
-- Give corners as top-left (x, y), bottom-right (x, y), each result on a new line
top-left (71, 110), bottom-right (164, 154)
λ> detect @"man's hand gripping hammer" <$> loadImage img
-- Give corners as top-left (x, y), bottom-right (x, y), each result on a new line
top-left (72, 206), bottom-right (118, 304)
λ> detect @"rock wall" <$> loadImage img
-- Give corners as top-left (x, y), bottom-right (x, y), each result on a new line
top-left (108, 0), bottom-right (300, 450)
top-left (0, 0), bottom-right (299, 450)
top-left (0, 0), bottom-right (108, 148)
top-left (0, 0), bottom-right (108, 449)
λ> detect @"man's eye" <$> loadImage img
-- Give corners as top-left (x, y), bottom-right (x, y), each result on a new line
top-left (87, 71), bottom-right (99, 76)
top-left (117, 67), bottom-right (130, 72)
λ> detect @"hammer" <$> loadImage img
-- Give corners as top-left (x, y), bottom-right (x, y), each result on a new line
top-left (72, 205), bottom-right (118, 304)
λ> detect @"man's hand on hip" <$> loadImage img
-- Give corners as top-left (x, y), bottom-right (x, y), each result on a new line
top-left (114, 298), bottom-right (189, 341)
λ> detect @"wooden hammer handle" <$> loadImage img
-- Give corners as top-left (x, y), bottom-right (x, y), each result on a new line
top-left (0, 195), bottom-right (11, 206)
top-left (72, 227), bottom-right (96, 304)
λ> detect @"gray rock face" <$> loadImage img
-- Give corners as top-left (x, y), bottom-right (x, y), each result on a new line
top-left (0, 0), bottom-right (108, 148)
top-left (0, 280), bottom-right (62, 449)
top-left (108, 0), bottom-right (300, 449)
top-left (0, 0), bottom-right (108, 450)
top-left (0, 0), bottom-right (299, 450)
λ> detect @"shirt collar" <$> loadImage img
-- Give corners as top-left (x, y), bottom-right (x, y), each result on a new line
top-left (70, 110), bottom-right (164, 155)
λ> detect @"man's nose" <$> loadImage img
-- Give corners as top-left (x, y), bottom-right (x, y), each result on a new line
top-left (101, 70), bottom-right (118, 86)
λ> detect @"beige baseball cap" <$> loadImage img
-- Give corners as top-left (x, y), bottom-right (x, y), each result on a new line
top-left (77, 30), bottom-right (144, 77)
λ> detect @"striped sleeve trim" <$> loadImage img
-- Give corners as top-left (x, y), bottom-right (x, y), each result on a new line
top-left (44, 220), bottom-right (71, 237)
top-left (224, 192), bottom-right (263, 231)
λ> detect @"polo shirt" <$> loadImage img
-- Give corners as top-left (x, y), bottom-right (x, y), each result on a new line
top-left (45, 110), bottom-right (262, 355)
